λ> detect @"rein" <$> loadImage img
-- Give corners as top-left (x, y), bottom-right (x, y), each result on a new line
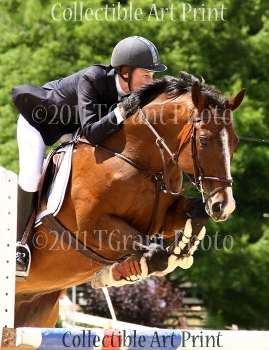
top-left (136, 108), bottom-right (194, 196)
top-left (77, 138), bottom-right (183, 237)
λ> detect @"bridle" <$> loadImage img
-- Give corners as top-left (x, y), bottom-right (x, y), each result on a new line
top-left (76, 107), bottom-right (233, 235)
top-left (137, 108), bottom-right (234, 203)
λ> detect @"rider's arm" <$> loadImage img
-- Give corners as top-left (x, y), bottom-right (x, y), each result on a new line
top-left (77, 69), bottom-right (125, 146)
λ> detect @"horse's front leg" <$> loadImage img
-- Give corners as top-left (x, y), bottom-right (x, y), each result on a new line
top-left (155, 196), bottom-right (209, 276)
top-left (91, 197), bottom-right (209, 288)
top-left (89, 214), bottom-right (168, 289)
top-left (160, 196), bottom-right (209, 240)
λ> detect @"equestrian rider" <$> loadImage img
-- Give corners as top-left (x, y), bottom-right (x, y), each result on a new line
top-left (12, 36), bottom-right (167, 280)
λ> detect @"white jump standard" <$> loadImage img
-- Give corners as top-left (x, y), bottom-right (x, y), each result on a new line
top-left (0, 167), bottom-right (17, 346)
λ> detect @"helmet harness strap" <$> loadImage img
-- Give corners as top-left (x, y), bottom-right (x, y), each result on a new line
top-left (118, 65), bottom-right (133, 93)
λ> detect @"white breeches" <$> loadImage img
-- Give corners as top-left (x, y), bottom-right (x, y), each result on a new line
top-left (17, 115), bottom-right (46, 192)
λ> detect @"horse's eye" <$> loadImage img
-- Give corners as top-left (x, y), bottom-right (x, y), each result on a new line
top-left (199, 137), bottom-right (209, 147)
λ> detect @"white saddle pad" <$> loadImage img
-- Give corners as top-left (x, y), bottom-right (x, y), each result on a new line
top-left (35, 143), bottom-right (73, 227)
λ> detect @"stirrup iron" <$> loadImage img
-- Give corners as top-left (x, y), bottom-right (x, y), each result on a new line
top-left (16, 242), bottom-right (31, 282)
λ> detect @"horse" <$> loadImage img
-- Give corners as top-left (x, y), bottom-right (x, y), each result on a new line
top-left (15, 72), bottom-right (245, 327)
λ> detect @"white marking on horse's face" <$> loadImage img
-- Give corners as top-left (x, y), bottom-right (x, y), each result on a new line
top-left (206, 127), bottom-right (236, 221)
top-left (220, 128), bottom-right (230, 177)
top-left (220, 128), bottom-right (236, 216)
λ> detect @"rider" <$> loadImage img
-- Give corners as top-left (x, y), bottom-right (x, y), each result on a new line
top-left (12, 36), bottom-right (167, 280)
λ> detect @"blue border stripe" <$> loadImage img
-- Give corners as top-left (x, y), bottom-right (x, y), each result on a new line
top-left (38, 328), bottom-right (182, 350)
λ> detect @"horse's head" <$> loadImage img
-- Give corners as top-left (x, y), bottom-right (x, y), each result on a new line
top-left (120, 73), bottom-right (245, 222)
top-left (189, 81), bottom-right (245, 221)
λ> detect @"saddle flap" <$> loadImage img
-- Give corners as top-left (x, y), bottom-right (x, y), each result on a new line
top-left (35, 143), bottom-right (74, 226)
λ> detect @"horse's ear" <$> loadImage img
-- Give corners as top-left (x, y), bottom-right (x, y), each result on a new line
top-left (192, 81), bottom-right (206, 110)
top-left (228, 88), bottom-right (245, 112)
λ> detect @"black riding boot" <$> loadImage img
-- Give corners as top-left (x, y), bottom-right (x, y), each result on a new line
top-left (16, 185), bottom-right (38, 281)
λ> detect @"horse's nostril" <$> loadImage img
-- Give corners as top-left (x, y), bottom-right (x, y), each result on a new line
top-left (212, 202), bottom-right (222, 214)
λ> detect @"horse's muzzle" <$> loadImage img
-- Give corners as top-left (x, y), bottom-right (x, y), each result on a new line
top-left (205, 187), bottom-right (236, 222)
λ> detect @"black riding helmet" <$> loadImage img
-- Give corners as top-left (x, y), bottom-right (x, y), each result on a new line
top-left (111, 36), bottom-right (167, 90)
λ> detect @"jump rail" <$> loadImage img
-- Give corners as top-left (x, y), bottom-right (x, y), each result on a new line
top-left (1, 168), bottom-right (269, 350)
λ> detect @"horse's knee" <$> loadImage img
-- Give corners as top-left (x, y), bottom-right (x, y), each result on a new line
top-left (143, 242), bottom-right (168, 274)
top-left (188, 198), bottom-right (209, 220)
top-left (187, 198), bottom-right (209, 235)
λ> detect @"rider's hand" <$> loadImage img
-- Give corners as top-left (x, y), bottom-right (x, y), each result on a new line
top-left (118, 94), bottom-right (139, 118)
top-left (118, 105), bottom-right (125, 119)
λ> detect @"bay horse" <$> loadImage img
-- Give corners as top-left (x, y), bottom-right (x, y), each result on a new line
top-left (15, 72), bottom-right (245, 327)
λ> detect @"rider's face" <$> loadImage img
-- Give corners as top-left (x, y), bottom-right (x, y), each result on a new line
top-left (119, 68), bottom-right (154, 93)
top-left (130, 68), bottom-right (154, 91)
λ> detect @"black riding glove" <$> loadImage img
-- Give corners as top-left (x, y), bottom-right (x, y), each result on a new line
top-left (118, 93), bottom-right (139, 118)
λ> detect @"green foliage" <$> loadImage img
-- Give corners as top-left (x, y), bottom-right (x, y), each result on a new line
top-left (187, 229), bottom-right (269, 329)
top-left (0, 0), bottom-right (269, 329)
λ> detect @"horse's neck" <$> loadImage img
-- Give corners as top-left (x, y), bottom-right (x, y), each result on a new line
top-left (120, 93), bottom-right (194, 169)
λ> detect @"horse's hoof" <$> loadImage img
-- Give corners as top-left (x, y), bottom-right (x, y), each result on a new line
top-left (91, 258), bottom-right (150, 289)
top-left (91, 266), bottom-right (111, 289)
